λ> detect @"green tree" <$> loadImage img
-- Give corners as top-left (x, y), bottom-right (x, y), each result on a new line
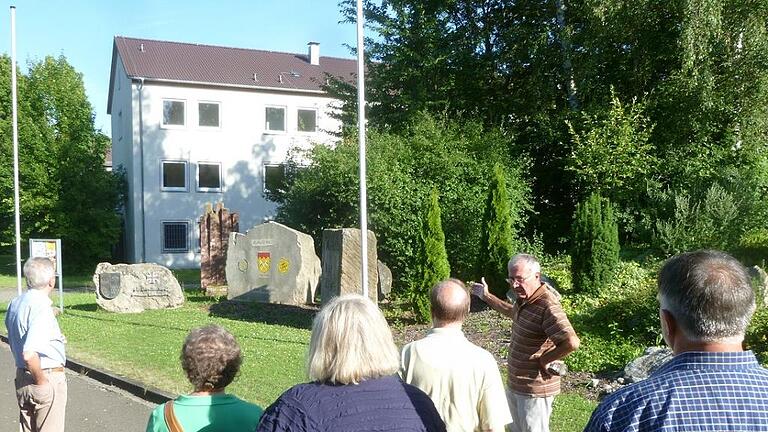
top-left (567, 91), bottom-right (656, 238)
top-left (0, 55), bottom-right (54, 248)
top-left (336, 0), bottom-right (768, 252)
top-left (274, 113), bottom-right (530, 292)
top-left (477, 163), bottom-right (516, 299)
top-left (0, 55), bottom-right (124, 269)
top-left (571, 193), bottom-right (620, 295)
top-left (413, 189), bottom-right (451, 322)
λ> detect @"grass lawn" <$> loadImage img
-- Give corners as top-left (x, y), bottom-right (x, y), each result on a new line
top-left (0, 254), bottom-right (201, 289)
top-left (0, 290), bottom-right (597, 430)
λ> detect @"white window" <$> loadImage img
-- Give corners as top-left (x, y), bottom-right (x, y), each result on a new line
top-left (162, 221), bottom-right (188, 253)
top-left (263, 163), bottom-right (288, 194)
top-left (162, 99), bottom-right (185, 127)
top-left (197, 162), bottom-right (222, 192)
top-left (161, 161), bottom-right (187, 191)
top-left (265, 106), bottom-right (286, 132)
top-left (198, 102), bottom-right (220, 127)
top-left (297, 108), bottom-right (317, 132)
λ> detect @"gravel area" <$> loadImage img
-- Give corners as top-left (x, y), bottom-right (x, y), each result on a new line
top-left (387, 298), bottom-right (605, 401)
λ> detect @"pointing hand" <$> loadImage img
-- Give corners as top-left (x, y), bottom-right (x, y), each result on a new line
top-left (470, 277), bottom-right (489, 301)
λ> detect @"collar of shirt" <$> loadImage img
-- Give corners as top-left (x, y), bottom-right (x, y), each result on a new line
top-left (515, 283), bottom-right (547, 309)
top-left (174, 393), bottom-right (240, 406)
top-left (652, 350), bottom-right (760, 377)
top-left (427, 327), bottom-right (466, 339)
top-left (26, 288), bottom-right (52, 306)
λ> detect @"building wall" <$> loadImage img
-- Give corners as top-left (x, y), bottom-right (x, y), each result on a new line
top-left (112, 68), bottom-right (341, 268)
top-left (108, 59), bottom-right (139, 262)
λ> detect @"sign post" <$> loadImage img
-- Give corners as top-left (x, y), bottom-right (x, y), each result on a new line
top-left (29, 239), bottom-right (63, 312)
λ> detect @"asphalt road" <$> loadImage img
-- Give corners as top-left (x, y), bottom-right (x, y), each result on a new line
top-left (1, 336), bottom-right (156, 431)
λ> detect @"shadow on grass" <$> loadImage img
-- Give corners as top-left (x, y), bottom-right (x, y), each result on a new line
top-left (67, 303), bottom-right (98, 312)
top-left (62, 307), bottom-right (309, 346)
top-left (208, 300), bottom-right (317, 330)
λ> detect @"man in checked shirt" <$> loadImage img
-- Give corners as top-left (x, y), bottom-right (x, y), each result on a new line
top-left (585, 250), bottom-right (768, 431)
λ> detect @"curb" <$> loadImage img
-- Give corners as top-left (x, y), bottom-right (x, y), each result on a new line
top-left (0, 333), bottom-right (175, 405)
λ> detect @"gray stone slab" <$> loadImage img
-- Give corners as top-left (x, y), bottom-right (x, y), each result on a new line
top-left (93, 263), bottom-right (184, 313)
top-left (377, 260), bottom-right (392, 301)
top-left (321, 228), bottom-right (378, 303)
top-left (225, 221), bottom-right (320, 305)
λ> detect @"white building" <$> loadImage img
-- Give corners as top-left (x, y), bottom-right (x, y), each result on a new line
top-left (107, 36), bottom-right (356, 268)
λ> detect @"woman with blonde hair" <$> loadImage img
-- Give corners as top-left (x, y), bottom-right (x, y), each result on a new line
top-left (257, 294), bottom-right (445, 432)
top-left (146, 324), bottom-right (263, 431)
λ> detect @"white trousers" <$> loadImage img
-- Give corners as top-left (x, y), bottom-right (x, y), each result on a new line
top-left (506, 390), bottom-right (554, 432)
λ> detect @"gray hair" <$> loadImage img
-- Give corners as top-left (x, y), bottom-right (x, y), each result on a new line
top-left (307, 295), bottom-right (400, 385)
top-left (658, 250), bottom-right (755, 341)
top-left (509, 253), bottom-right (541, 274)
top-left (23, 257), bottom-right (55, 290)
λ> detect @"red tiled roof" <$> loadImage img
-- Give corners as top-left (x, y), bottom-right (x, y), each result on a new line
top-left (112, 36), bottom-right (357, 94)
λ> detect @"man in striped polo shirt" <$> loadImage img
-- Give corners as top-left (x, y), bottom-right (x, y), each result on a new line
top-left (584, 250), bottom-right (768, 431)
top-left (472, 254), bottom-right (580, 432)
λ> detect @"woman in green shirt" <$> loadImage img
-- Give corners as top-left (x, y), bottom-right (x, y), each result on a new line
top-left (146, 325), bottom-right (263, 432)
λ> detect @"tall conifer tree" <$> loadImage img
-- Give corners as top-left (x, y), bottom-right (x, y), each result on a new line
top-left (571, 193), bottom-right (620, 294)
top-left (413, 189), bottom-right (450, 322)
top-left (477, 163), bottom-right (516, 299)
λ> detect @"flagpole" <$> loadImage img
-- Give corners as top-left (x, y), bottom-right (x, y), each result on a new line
top-left (11, 5), bottom-right (22, 296)
top-left (356, 0), bottom-right (369, 298)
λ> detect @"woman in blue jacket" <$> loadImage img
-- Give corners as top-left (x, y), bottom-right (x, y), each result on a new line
top-left (257, 294), bottom-right (446, 432)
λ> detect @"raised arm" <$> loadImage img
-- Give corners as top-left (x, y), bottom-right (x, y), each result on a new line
top-left (471, 277), bottom-right (516, 319)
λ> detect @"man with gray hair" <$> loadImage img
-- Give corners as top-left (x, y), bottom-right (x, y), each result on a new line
top-left (585, 250), bottom-right (768, 431)
top-left (472, 254), bottom-right (579, 432)
top-left (5, 257), bottom-right (67, 432)
top-left (401, 279), bottom-right (512, 431)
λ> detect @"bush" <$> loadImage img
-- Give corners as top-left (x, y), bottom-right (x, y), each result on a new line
top-left (564, 260), bottom-right (660, 372)
top-left (476, 163), bottom-right (517, 298)
top-left (412, 190), bottom-right (451, 323)
top-left (274, 113), bottom-right (530, 293)
top-left (733, 229), bottom-right (768, 267)
top-left (566, 91), bottom-right (655, 237)
top-left (746, 307), bottom-right (768, 365)
top-left (652, 183), bottom-right (742, 255)
top-left (571, 193), bottom-right (620, 294)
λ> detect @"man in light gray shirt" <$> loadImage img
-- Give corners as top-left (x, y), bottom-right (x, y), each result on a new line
top-left (5, 257), bottom-right (67, 432)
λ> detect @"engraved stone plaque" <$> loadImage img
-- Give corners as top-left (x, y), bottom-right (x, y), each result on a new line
top-left (226, 221), bottom-right (321, 305)
top-left (99, 273), bottom-right (121, 300)
top-left (93, 263), bottom-right (184, 313)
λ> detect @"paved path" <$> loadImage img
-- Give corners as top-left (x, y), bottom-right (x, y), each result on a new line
top-left (1, 341), bottom-right (156, 432)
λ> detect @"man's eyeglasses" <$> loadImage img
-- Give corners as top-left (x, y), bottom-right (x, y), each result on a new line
top-left (506, 273), bottom-right (535, 284)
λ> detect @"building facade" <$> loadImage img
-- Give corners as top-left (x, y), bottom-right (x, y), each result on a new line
top-left (108, 36), bottom-right (355, 268)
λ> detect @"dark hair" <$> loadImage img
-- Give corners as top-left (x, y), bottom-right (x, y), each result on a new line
top-left (430, 278), bottom-right (470, 324)
top-left (658, 250), bottom-right (755, 341)
top-left (181, 325), bottom-right (242, 391)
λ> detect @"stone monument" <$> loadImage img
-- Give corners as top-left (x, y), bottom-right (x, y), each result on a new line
top-left (199, 202), bottom-right (239, 296)
top-left (94, 263), bottom-right (184, 313)
top-left (321, 228), bottom-right (378, 303)
top-left (225, 221), bottom-right (320, 305)
top-left (377, 260), bottom-right (392, 301)
top-left (748, 265), bottom-right (768, 308)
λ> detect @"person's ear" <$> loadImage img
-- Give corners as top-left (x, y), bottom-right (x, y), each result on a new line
top-left (660, 309), bottom-right (677, 348)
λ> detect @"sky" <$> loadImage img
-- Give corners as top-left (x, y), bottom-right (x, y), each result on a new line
top-left (0, 0), bottom-right (360, 134)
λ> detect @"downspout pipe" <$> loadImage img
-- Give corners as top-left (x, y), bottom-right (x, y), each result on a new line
top-left (137, 77), bottom-right (146, 262)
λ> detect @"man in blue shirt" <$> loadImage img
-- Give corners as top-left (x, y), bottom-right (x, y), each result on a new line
top-left (584, 250), bottom-right (768, 431)
top-left (5, 257), bottom-right (67, 432)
